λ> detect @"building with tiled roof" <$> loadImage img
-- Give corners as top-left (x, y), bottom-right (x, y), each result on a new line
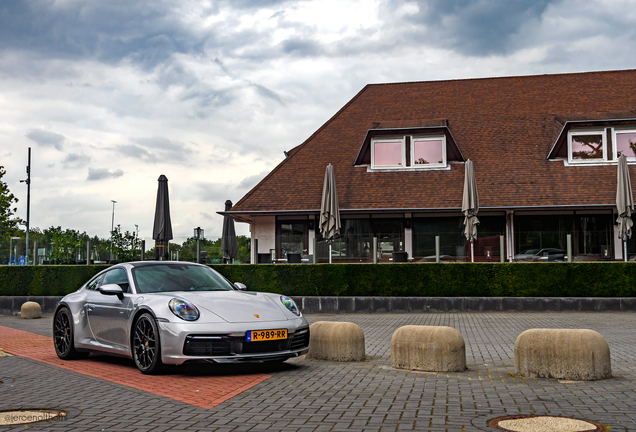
top-left (224, 69), bottom-right (636, 263)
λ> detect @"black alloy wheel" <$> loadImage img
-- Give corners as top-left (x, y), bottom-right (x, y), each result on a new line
top-left (53, 307), bottom-right (88, 360)
top-left (132, 313), bottom-right (163, 374)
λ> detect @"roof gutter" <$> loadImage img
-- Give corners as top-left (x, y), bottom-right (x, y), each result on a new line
top-left (219, 203), bottom-right (616, 219)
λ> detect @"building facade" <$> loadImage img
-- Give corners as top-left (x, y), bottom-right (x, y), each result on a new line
top-left (223, 70), bottom-right (636, 263)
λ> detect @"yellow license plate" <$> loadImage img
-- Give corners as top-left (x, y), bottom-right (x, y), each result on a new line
top-left (247, 329), bottom-right (287, 342)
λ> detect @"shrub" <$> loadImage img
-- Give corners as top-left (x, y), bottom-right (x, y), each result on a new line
top-left (0, 265), bottom-right (107, 296)
top-left (1, 262), bottom-right (635, 297)
top-left (212, 262), bottom-right (636, 297)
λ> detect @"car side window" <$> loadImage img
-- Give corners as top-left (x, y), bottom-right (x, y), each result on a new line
top-left (86, 275), bottom-right (103, 291)
top-left (102, 268), bottom-right (131, 293)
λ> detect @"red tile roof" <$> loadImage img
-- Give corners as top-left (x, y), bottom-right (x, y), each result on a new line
top-left (231, 70), bottom-right (636, 216)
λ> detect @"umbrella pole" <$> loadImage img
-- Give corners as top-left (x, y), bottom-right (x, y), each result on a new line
top-left (329, 242), bottom-right (332, 264)
top-left (625, 240), bottom-right (628, 262)
top-left (471, 238), bottom-right (474, 263)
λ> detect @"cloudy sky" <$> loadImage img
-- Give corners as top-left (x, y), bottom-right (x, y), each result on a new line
top-left (1, 0), bottom-right (636, 243)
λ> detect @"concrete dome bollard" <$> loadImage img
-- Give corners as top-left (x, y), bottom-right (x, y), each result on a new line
top-left (514, 329), bottom-right (611, 381)
top-left (20, 301), bottom-right (42, 319)
top-left (391, 325), bottom-right (466, 372)
top-left (307, 321), bottom-right (365, 361)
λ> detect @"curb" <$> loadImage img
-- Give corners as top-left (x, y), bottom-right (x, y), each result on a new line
top-left (289, 296), bottom-right (636, 313)
top-left (2, 296), bottom-right (636, 315)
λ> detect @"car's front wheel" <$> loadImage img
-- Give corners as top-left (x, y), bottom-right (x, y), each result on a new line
top-left (53, 307), bottom-right (89, 360)
top-left (132, 313), bottom-right (163, 374)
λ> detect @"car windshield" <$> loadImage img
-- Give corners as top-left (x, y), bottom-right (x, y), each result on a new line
top-left (132, 264), bottom-right (235, 293)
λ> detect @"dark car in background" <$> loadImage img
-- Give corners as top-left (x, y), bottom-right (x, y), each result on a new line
top-left (514, 248), bottom-right (566, 262)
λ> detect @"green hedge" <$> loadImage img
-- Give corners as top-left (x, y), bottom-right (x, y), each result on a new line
top-left (212, 263), bottom-right (636, 297)
top-left (1, 263), bottom-right (636, 297)
top-left (0, 265), bottom-right (108, 296)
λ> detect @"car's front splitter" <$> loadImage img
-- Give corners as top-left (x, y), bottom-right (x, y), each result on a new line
top-left (157, 318), bottom-right (309, 365)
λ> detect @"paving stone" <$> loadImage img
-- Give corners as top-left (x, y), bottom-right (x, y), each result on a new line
top-left (1, 312), bottom-right (636, 431)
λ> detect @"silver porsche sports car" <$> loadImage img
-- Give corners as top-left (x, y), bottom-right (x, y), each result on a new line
top-left (53, 261), bottom-right (310, 374)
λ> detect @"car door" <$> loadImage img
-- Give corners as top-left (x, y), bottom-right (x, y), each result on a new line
top-left (86, 267), bottom-right (133, 353)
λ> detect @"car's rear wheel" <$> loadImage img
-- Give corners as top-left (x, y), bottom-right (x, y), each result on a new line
top-left (132, 313), bottom-right (163, 374)
top-left (53, 307), bottom-right (89, 360)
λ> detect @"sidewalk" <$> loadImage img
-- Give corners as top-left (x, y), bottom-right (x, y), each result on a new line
top-left (0, 312), bottom-right (635, 431)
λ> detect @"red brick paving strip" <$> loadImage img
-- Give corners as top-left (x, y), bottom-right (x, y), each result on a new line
top-left (0, 325), bottom-right (271, 409)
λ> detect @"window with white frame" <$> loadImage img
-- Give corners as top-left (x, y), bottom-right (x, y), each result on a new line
top-left (371, 137), bottom-right (405, 168)
top-left (370, 134), bottom-right (446, 169)
top-left (411, 135), bottom-right (446, 168)
top-left (568, 129), bottom-right (606, 163)
top-left (614, 128), bottom-right (636, 160)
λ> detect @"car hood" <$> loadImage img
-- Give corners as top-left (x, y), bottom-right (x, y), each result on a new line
top-left (173, 291), bottom-right (288, 323)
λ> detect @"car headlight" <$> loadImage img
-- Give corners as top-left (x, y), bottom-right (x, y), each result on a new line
top-left (168, 298), bottom-right (200, 321)
top-left (280, 295), bottom-right (300, 316)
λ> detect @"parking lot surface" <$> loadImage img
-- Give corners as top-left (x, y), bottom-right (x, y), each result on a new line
top-left (1, 312), bottom-right (635, 431)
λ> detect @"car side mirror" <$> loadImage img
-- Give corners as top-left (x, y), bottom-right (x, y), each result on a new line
top-left (99, 284), bottom-right (124, 298)
top-left (234, 282), bottom-right (247, 291)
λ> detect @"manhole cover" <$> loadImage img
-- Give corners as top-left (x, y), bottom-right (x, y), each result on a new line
top-left (0, 409), bottom-right (67, 426)
top-left (488, 415), bottom-right (608, 432)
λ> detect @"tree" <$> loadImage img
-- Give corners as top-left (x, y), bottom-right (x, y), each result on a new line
top-left (45, 226), bottom-right (86, 264)
top-left (0, 166), bottom-right (19, 240)
top-left (111, 225), bottom-right (141, 262)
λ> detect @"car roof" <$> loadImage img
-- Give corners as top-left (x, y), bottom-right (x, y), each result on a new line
top-left (119, 261), bottom-right (207, 269)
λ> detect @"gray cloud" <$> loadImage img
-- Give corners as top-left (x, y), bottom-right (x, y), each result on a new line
top-left (26, 129), bottom-right (65, 150)
top-left (134, 137), bottom-right (194, 162)
top-left (0, 0), bottom-right (210, 70)
top-left (62, 153), bottom-right (91, 168)
top-left (281, 38), bottom-right (323, 57)
top-left (213, 57), bottom-right (285, 106)
top-left (385, 0), bottom-right (553, 56)
top-left (116, 137), bottom-right (194, 164)
top-left (87, 168), bottom-right (124, 181)
top-left (117, 144), bottom-right (157, 163)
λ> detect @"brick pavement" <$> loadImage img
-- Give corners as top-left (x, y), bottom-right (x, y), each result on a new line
top-left (0, 325), bottom-right (271, 409)
top-left (1, 312), bottom-right (635, 431)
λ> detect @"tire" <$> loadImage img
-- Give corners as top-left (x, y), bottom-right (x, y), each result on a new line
top-left (132, 313), bottom-right (163, 374)
top-left (53, 307), bottom-right (89, 360)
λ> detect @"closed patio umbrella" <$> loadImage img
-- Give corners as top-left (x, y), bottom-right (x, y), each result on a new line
top-left (462, 159), bottom-right (479, 262)
top-left (153, 175), bottom-right (173, 261)
top-left (320, 163), bottom-right (341, 263)
top-left (222, 200), bottom-right (238, 264)
top-left (617, 154), bottom-right (634, 262)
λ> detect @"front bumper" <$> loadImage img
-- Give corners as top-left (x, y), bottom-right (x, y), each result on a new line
top-left (158, 318), bottom-right (310, 365)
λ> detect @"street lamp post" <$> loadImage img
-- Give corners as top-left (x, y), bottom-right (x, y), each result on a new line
top-left (135, 224), bottom-right (139, 260)
top-left (110, 200), bottom-right (117, 262)
top-left (194, 227), bottom-right (204, 263)
top-left (9, 236), bottom-right (20, 265)
top-left (19, 148), bottom-right (31, 264)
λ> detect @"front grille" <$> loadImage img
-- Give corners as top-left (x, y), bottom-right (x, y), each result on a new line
top-left (290, 329), bottom-right (310, 350)
top-left (241, 340), bottom-right (285, 354)
top-left (183, 336), bottom-right (232, 356)
top-left (184, 328), bottom-right (310, 357)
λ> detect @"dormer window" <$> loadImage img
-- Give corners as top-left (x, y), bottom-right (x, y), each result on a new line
top-left (370, 134), bottom-right (447, 170)
top-left (568, 129), bottom-right (607, 164)
top-left (614, 128), bottom-right (636, 160)
top-left (356, 123), bottom-right (464, 169)
top-left (549, 118), bottom-right (636, 164)
top-left (412, 135), bottom-right (446, 168)
top-left (371, 137), bottom-right (405, 168)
